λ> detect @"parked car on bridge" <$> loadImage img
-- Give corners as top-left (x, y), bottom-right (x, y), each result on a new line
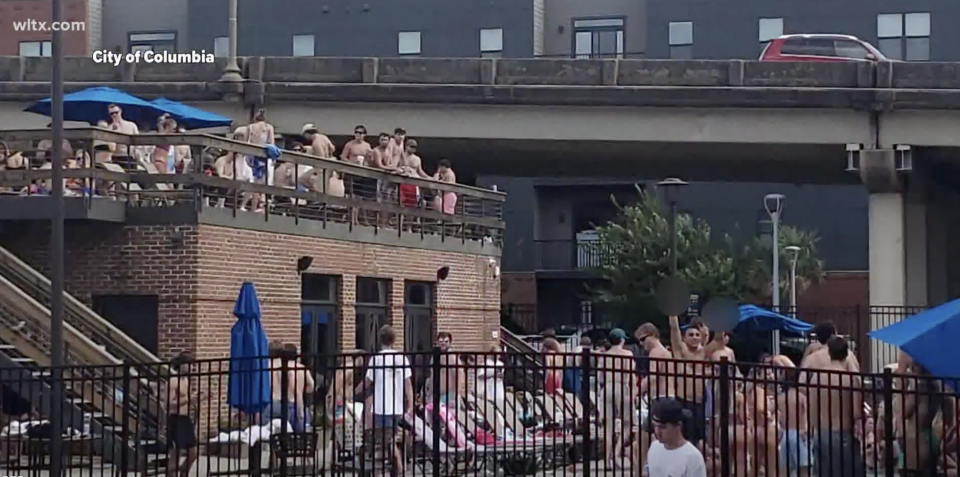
top-left (760, 34), bottom-right (889, 62)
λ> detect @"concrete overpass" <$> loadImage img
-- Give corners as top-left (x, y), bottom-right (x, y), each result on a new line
top-left (1, 56), bottom-right (959, 367)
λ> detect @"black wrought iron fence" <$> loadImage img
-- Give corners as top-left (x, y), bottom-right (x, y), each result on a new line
top-left (0, 348), bottom-right (955, 477)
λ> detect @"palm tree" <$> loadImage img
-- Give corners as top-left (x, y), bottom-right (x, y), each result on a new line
top-left (739, 225), bottom-right (826, 304)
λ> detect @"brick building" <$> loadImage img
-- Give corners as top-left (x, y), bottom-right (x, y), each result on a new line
top-left (0, 0), bottom-right (97, 56)
top-left (0, 220), bottom-right (500, 360)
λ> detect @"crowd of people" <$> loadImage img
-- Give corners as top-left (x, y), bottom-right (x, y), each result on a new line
top-left (0, 105), bottom-right (461, 222)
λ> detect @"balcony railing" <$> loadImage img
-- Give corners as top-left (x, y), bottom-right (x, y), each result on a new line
top-left (0, 128), bottom-right (505, 245)
top-left (535, 239), bottom-right (608, 271)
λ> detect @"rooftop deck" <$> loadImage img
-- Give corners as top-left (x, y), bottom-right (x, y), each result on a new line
top-left (0, 128), bottom-right (505, 256)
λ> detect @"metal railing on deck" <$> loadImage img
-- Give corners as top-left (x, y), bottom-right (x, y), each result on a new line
top-left (535, 239), bottom-right (608, 271)
top-left (0, 128), bottom-right (506, 245)
top-left (0, 350), bottom-right (956, 477)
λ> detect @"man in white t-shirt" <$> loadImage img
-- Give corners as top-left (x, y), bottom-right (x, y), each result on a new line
top-left (355, 325), bottom-right (412, 477)
top-left (645, 398), bottom-right (706, 477)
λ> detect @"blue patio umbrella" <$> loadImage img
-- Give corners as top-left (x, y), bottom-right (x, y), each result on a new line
top-left (870, 298), bottom-right (960, 383)
top-left (227, 282), bottom-right (272, 414)
top-left (736, 305), bottom-right (814, 334)
top-left (150, 98), bottom-right (233, 130)
top-left (24, 86), bottom-right (168, 125)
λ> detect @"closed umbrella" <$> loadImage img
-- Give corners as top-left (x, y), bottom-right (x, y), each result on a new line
top-left (228, 282), bottom-right (272, 415)
top-left (150, 98), bottom-right (232, 129)
top-left (25, 86), bottom-right (168, 125)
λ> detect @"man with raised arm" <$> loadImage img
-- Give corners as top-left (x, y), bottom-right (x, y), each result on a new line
top-left (667, 316), bottom-right (727, 447)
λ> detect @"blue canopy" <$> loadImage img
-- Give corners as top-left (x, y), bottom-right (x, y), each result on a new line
top-left (24, 86), bottom-right (168, 125)
top-left (150, 98), bottom-right (233, 129)
top-left (736, 305), bottom-right (814, 334)
top-left (870, 298), bottom-right (960, 382)
top-left (227, 282), bottom-right (272, 414)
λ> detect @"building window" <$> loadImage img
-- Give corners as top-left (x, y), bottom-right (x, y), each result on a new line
top-left (19, 41), bottom-right (51, 57)
top-left (878, 13), bottom-right (930, 61)
top-left (213, 36), bottom-right (229, 57)
top-left (668, 21), bottom-right (693, 59)
top-left (759, 18), bottom-right (783, 52)
top-left (292, 34), bottom-right (314, 57)
top-left (404, 281), bottom-right (434, 390)
top-left (301, 274), bottom-right (339, 376)
top-left (480, 28), bottom-right (503, 58)
top-left (128, 31), bottom-right (176, 53)
top-left (572, 17), bottom-right (624, 59)
top-left (356, 278), bottom-right (390, 352)
top-left (398, 31), bottom-right (421, 56)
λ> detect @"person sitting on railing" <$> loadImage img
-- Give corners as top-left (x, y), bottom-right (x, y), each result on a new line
top-left (301, 123), bottom-right (335, 159)
top-left (36, 121), bottom-right (74, 164)
top-left (431, 159), bottom-right (457, 215)
top-left (93, 120), bottom-right (116, 165)
top-left (174, 127), bottom-right (192, 173)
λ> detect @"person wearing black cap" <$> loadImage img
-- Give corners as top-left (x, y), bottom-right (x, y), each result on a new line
top-left (645, 398), bottom-right (706, 477)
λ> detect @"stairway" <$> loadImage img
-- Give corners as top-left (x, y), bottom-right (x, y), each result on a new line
top-left (0, 246), bottom-right (167, 471)
top-left (499, 326), bottom-right (543, 392)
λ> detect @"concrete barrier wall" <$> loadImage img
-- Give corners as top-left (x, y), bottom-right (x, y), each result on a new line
top-left (0, 56), bottom-right (957, 89)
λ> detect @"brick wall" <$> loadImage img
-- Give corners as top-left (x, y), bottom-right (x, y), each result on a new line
top-left (0, 0), bottom-right (90, 56)
top-left (0, 222), bottom-right (500, 360)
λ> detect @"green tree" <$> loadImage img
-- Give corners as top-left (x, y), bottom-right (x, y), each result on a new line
top-left (588, 187), bottom-right (824, 329)
top-left (739, 225), bottom-right (826, 305)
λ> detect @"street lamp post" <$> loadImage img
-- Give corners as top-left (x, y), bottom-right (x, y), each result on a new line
top-left (658, 178), bottom-right (689, 275)
top-left (219, 0), bottom-right (243, 82)
top-left (49, 0), bottom-right (66, 471)
top-left (764, 193), bottom-right (785, 356)
top-left (785, 245), bottom-right (801, 316)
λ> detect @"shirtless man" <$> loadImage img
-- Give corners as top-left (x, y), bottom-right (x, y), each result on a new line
top-left (301, 124), bottom-right (336, 158)
top-left (165, 352), bottom-right (205, 477)
top-left (341, 125), bottom-right (373, 166)
top-left (808, 336), bottom-right (864, 477)
top-left (283, 343), bottom-right (316, 429)
top-left (669, 316), bottom-right (725, 447)
top-left (431, 159), bottom-right (457, 215)
top-left (636, 323), bottom-right (676, 404)
top-left (399, 139), bottom-right (428, 178)
top-left (708, 390), bottom-right (754, 477)
top-left (388, 128), bottom-right (407, 164)
top-left (636, 322), bottom-right (679, 467)
top-left (775, 359), bottom-right (812, 477)
top-left (599, 328), bottom-right (637, 468)
top-left (372, 133), bottom-right (401, 222)
top-left (801, 321), bottom-right (860, 373)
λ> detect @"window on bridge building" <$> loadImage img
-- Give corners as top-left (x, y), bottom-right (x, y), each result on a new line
top-left (573, 18), bottom-right (624, 59)
top-left (214, 36), bottom-right (229, 58)
top-left (878, 13), bottom-right (930, 61)
top-left (128, 31), bottom-right (176, 53)
top-left (19, 41), bottom-right (51, 57)
top-left (398, 31), bottom-right (422, 56)
top-left (759, 18), bottom-right (783, 53)
top-left (292, 34), bottom-right (315, 57)
top-left (668, 21), bottom-right (693, 59)
top-left (480, 28), bottom-right (503, 58)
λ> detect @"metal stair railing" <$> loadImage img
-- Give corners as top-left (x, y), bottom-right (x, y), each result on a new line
top-left (0, 279), bottom-right (140, 466)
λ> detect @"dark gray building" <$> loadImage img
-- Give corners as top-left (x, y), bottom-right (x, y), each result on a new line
top-left (646, 0), bottom-right (960, 61)
top-left (188, 0), bottom-right (534, 58)
top-left (485, 175), bottom-right (870, 331)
